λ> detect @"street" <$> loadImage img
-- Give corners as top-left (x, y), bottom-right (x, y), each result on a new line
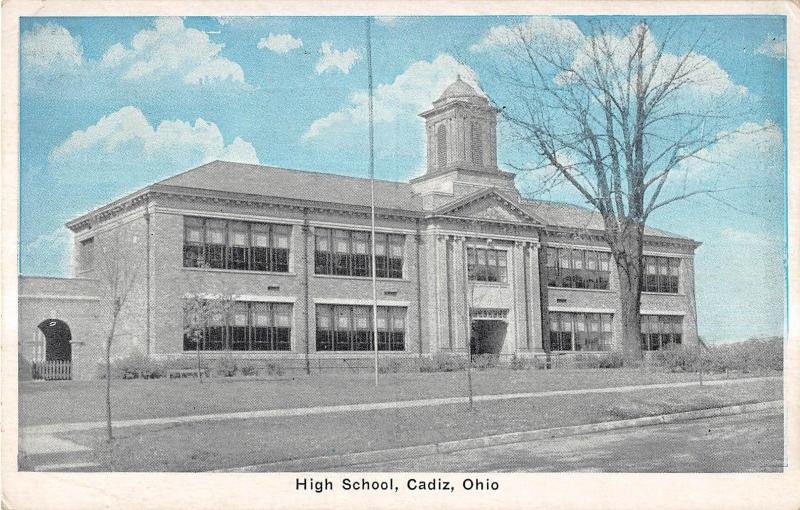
top-left (333, 410), bottom-right (784, 472)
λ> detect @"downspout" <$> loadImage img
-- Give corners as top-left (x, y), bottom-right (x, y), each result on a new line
top-left (415, 219), bottom-right (423, 358)
top-left (144, 206), bottom-right (151, 358)
top-left (302, 209), bottom-right (311, 375)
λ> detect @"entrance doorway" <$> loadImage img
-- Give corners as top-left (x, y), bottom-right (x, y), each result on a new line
top-left (38, 319), bottom-right (72, 362)
top-left (470, 320), bottom-right (507, 355)
top-left (31, 319), bottom-right (72, 380)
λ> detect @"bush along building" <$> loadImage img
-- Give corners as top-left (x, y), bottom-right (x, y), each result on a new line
top-left (18, 77), bottom-right (701, 380)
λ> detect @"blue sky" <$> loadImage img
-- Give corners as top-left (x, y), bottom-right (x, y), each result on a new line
top-left (18, 15), bottom-right (787, 342)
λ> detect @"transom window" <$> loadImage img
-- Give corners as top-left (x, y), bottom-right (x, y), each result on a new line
top-left (183, 216), bottom-right (291, 272)
top-left (314, 228), bottom-right (404, 279)
top-left (642, 256), bottom-right (680, 293)
top-left (548, 312), bottom-right (613, 351)
top-left (316, 305), bottom-right (406, 352)
top-left (546, 247), bottom-right (611, 290)
top-left (467, 247), bottom-right (508, 283)
top-left (640, 315), bottom-right (683, 351)
top-left (183, 301), bottom-right (292, 351)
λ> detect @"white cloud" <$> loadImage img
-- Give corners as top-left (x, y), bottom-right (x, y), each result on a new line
top-left (719, 228), bottom-right (779, 247)
top-left (99, 17), bottom-right (245, 84)
top-left (257, 33), bottom-right (303, 54)
top-left (470, 17), bottom-right (584, 54)
top-left (673, 120), bottom-right (783, 183)
top-left (22, 227), bottom-right (73, 276)
top-left (304, 53), bottom-right (480, 141)
top-left (755, 34), bottom-right (786, 59)
top-left (314, 42), bottom-right (360, 74)
top-left (50, 106), bottom-right (259, 181)
top-left (21, 22), bottom-right (83, 70)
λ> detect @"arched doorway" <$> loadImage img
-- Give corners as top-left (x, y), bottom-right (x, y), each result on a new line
top-left (38, 319), bottom-right (72, 362)
top-left (30, 319), bottom-right (73, 380)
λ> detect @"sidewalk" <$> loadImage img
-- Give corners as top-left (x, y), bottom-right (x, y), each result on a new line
top-left (22, 375), bottom-right (780, 436)
top-left (215, 400), bottom-right (783, 472)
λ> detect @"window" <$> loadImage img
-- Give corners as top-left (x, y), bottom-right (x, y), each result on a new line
top-left (315, 304), bottom-right (406, 352)
top-left (437, 124), bottom-right (447, 168)
top-left (182, 216), bottom-right (291, 272)
top-left (314, 228), bottom-right (405, 279)
top-left (467, 247), bottom-right (507, 283)
top-left (183, 301), bottom-right (292, 351)
top-left (79, 237), bottom-right (94, 272)
top-left (548, 312), bottom-right (613, 351)
top-left (642, 256), bottom-right (680, 293)
top-left (470, 122), bottom-right (483, 165)
top-left (640, 315), bottom-right (683, 351)
top-left (545, 247), bottom-right (610, 290)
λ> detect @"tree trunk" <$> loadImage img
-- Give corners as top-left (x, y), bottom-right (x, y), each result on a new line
top-left (105, 333), bottom-right (113, 443)
top-left (612, 223), bottom-right (645, 365)
top-left (537, 241), bottom-right (552, 369)
top-left (196, 333), bottom-right (203, 383)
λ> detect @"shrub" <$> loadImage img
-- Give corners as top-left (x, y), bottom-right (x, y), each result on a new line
top-left (104, 350), bottom-right (165, 379)
top-left (509, 353), bottom-right (530, 370)
top-left (262, 361), bottom-right (284, 377)
top-left (213, 355), bottom-right (238, 377)
top-left (419, 353), bottom-right (467, 372)
top-left (648, 337), bottom-right (783, 373)
top-left (471, 354), bottom-right (500, 370)
top-left (238, 361), bottom-right (260, 377)
top-left (596, 351), bottom-right (625, 369)
top-left (378, 358), bottom-right (403, 374)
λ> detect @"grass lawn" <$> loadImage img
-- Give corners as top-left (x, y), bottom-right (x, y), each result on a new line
top-left (53, 377), bottom-right (781, 471)
top-left (18, 368), bottom-right (774, 426)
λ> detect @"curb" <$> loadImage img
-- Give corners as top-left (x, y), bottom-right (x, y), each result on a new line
top-left (214, 400), bottom-right (782, 472)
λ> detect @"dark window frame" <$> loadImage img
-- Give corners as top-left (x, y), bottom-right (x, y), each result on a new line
top-left (467, 246), bottom-right (508, 283)
top-left (182, 216), bottom-right (291, 273)
top-left (315, 304), bottom-right (406, 352)
top-left (548, 311), bottom-right (613, 352)
top-left (640, 315), bottom-right (683, 351)
top-left (642, 255), bottom-right (680, 294)
top-left (183, 301), bottom-right (292, 352)
top-left (314, 228), bottom-right (405, 279)
top-left (546, 247), bottom-right (611, 290)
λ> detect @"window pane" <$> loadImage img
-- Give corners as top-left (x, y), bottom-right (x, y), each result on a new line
top-left (273, 225), bottom-right (291, 249)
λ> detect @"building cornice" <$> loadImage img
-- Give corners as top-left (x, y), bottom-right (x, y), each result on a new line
top-left (63, 182), bottom-right (700, 251)
top-left (66, 184), bottom-right (426, 232)
top-left (541, 227), bottom-right (701, 251)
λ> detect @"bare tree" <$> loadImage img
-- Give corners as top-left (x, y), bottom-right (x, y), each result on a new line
top-left (486, 20), bottom-right (756, 362)
top-left (97, 231), bottom-right (141, 443)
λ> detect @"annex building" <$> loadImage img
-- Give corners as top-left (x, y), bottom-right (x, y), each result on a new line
top-left (19, 77), bottom-right (700, 380)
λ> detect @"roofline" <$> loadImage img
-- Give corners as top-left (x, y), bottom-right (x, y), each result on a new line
top-left (431, 186), bottom-right (546, 226)
top-left (419, 101), bottom-right (498, 118)
top-left (65, 186), bottom-right (153, 231)
top-left (409, 167), bottom-right (515, 184)
top-left (63, 161), bottom-right (700, 247)
top-left (170, 160), bottom-right (412, 187)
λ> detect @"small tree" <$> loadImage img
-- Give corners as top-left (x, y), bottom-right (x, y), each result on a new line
top-left (183, 295), bottom-right (233, 382)
top-left (97, 231), bottom-right (140, 443)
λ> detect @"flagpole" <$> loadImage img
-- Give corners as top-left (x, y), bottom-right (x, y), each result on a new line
top-left (367, 17), bottom-right (379, 387)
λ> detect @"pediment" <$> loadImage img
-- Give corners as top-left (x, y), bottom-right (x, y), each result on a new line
top-left (431, 188), bottom-right (543, 225)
